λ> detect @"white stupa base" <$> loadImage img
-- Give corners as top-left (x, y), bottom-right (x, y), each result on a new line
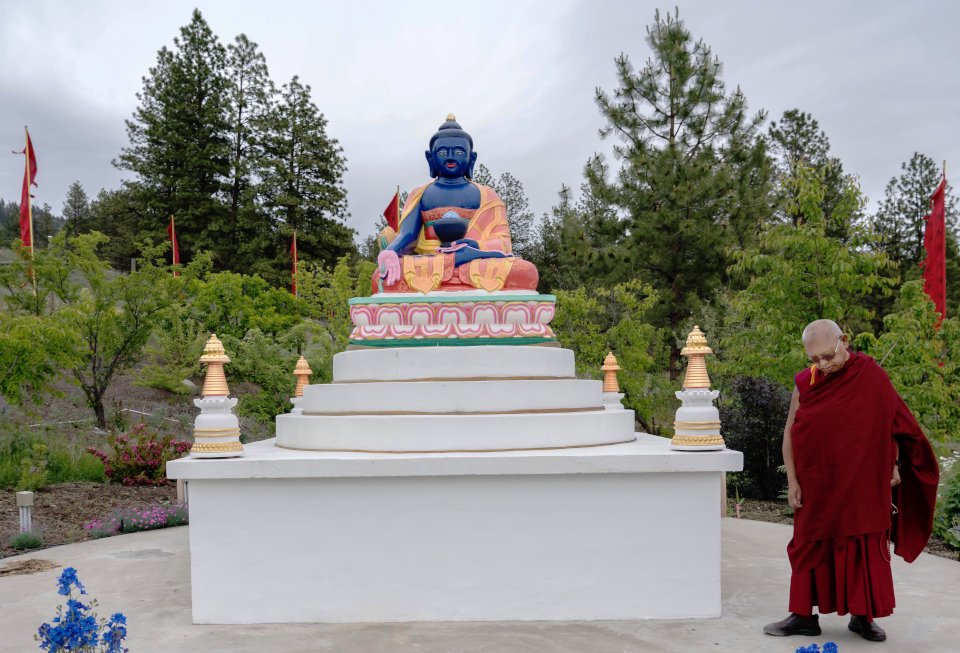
top-left (167, 436), bottom-right (742, 624)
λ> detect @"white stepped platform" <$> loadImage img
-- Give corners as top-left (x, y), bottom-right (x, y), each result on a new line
top-left (277, 409), bottom-right (634, 452)
top-left (302, 379), bottom-right (602, 414)
top-left (166, 436), bottom-right (744, 624)
top-left (277, 346), bottom-right (635, 452)
top-left (333, 345), bottom-right (574, 382)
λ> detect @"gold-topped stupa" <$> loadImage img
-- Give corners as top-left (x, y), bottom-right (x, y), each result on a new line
top-left (680, 326), bottom-right (713, 389)
top-left (600, 352), bottom-right (621, 393)
top-left (199, 334), bottom-right (230, 396)
top-left (293, 356), bottom-right (313, 397)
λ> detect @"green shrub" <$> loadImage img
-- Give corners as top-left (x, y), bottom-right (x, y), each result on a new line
top-left (9, 529), bottom-right (45, 550)
top-left (16, 444), bottom-right (49, 491)
top-left (934, 454), bottom-right (960, 549)
top-left (0, 433), bottom-right (106, 489)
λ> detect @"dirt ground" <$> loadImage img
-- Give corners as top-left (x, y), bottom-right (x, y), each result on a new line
top-left (730, 497), bottom-right (959, 562)
top-left (1, 482), bottom-right (178, 558)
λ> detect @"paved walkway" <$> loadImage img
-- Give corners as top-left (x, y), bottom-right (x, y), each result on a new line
top-left (1, 519), bottom-right (957, 652)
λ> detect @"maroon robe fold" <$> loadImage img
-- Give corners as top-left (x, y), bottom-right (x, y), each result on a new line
top-left (786, 352), bottom-right (939, 619)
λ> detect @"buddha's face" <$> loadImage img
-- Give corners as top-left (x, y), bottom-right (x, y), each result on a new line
top-left (427, 136), bottom-right (476, 179)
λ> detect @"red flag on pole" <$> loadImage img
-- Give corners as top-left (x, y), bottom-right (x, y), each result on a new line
top-left (166, 215), bottom-right (180, 277)
top-left (920, 175), bottom-right (947, 326)
top-left (14, 127), bottom-right (37, 256)
top-left (383, 189), bottom-right (400, 232)
top-left (290, 232), bottom-right (298, 295)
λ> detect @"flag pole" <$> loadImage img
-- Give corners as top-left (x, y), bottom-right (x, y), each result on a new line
top-left (25, 127), bottom-right (34, 260)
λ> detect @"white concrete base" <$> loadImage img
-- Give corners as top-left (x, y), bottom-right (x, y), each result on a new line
top-left (167, 436), bottom-right (743, 624)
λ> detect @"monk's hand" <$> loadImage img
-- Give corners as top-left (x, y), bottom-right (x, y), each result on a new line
top-left (891, 464), bottom-right (901, 487)
top-left (787, 484), bottom-right (802, 509)
top-left (377, 250), bottom-right (401, 287)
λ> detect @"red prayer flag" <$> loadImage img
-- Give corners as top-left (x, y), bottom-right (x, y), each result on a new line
top-left (383, 190), bottom-right (400, 232)
top-left (920, 178), bottom-right (947, 326)
top-left (14, 127), bottom-right (37, 255)
top-left (166, 215), bottom-right (180, 277)
top-left (290, 232), bottom-right (298, 295)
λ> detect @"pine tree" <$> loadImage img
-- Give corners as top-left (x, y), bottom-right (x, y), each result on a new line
top-left (874, 153), bottom-right (957, 266)
top-left (63, 181), bottom-right (92, 236)
top-left (225, 34), bottom-right (274, 270)
top-left (259, 75), bottom-right (354, 282)
top-left (472, 164), bottom-right (536, 258)
top-left (768, 109), bottom-right (857, 239)
top-left (576, 9), bottom-right (774, 368)
top-left (115, 9), bottom-right (231, 267)
top-left (871, 152), bottom-right (960, 320)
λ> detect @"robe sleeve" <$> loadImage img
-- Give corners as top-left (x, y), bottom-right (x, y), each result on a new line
top-left (890, 394), bottom-right (940, 563)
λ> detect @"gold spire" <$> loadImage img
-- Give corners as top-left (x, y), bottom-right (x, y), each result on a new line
top-left (681, 326), bottom-right (713, 389)
top-left (199, 334), bottom-right (231, 396)
top-left (446, 113), bottom-right (456, 121)
top-left (293, 356), bottom-right (313, 398)
top-left (600, 352), bottom-right (621, 393)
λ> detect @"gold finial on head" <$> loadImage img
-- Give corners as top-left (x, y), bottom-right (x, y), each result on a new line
top-left (293, 356), bottom-right (313, 398)
top-left (199, 334), bottom-right (231, 396)
top-left (680, 326), bottom-right (713, 389)
top-left (446, 113), bottom-right (456, 121)
top-left (600, 352), bottom-right (621, 393)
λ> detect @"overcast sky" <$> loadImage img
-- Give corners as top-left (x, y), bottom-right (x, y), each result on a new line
top-left (1, 0), bottom-right (958, 243)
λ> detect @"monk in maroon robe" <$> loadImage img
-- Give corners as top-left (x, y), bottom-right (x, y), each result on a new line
top-left (764, 320), bottom-right (939, 642)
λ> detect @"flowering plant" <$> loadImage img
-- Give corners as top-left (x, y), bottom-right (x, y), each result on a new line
top-left (796, 643), bottom-right (838, 653)
top-left (87, 422), bottom-right (191, 486)
top-left (87, 503), bottom-right (188, 538)
top-left (35, 567), bottom-right (128, 652)
top-left (8, 524), bottom-right (45, 550)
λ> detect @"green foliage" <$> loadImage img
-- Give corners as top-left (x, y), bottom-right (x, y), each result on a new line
top-left (16, 444), bottom-right (49, 491)
top-left (133, 301), bottom-right (207, 395)
top-left (0, 433), bottom-right (105, 489)
top-left (2, 231), bottom-right (209, 428)
top-left (9, 529), bottom-right (45, 551)
top-left (190, 271), bottom-right (303, 339)
top-left (720, 164), bottom-right (897, 386)
top-left (258, 75), bottom-right (355, 282)
top-left (933, 453), bottom-right (960, 548)
top-left (551, 279), bottom-right (674, 434)
top-left (575, 8), bottom-right (773, 338)
top-left (854, 281), bottom-right (960, 441)
top-left (768, 109), bottom-right (860, 239)
top-left (298, 256), bottom-right (376, 383)
top-left (115, 9), bottom-right (232, 268)
top-left (0, 310), bottom-right (82, 410)
top-left (223, 324), bottom-right (316, 423)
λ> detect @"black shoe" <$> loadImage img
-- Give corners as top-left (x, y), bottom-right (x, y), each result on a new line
top-left (763, 613), bottom-right (821, 636)
top-left (848, 615), bottom-right (887, 642)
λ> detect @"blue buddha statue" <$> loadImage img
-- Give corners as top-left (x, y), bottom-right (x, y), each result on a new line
top-left (375, 115), bottom-right (539, 294)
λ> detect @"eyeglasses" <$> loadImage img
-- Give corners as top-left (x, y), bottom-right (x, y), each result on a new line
top-left (808, 336), bottom-right (843, 365)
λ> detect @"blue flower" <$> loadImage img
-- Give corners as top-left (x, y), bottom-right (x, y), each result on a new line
top-left (823, 643), bottom-right (838, 653)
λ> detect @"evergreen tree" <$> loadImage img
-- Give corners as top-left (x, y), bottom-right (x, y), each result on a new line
top-left (115, 9), bottom-right (231, 267)
top-left (767, 109), bottom-right (857, 239)
top-left (576, 9), bottom-right (774, 371)
top-left (472, 164), bottom-right (536, 258)
top-left (87, 188), bottom-right (142, 270)
top-left (871, 153), bottom-right (960, 321)
top-left (225, 34), bottom-right (274, 270)
top-left (259, 75), bottom-right (354, 283)
top-left (874, 153), bottom-right (957, 266)
top-left (62, 181), bottom-right (92, 237)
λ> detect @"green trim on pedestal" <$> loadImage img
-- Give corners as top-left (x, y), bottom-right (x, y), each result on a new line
top-left (348, 337), bottom-right (559, 348)
top-left (349, 294), bottom-right (556, 305)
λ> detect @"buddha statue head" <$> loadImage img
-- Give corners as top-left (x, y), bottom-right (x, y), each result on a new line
top-left (426, 114), bottom-right (477, 180)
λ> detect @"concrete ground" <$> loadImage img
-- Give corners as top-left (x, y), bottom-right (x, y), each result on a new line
top-left (1, 519), bottom-right (957, 652)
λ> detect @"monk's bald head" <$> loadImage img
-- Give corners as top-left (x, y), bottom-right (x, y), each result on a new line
top-left (802, 319), bottom-right (849, 373)
top-left (802, 319), bottom-right (842, 347)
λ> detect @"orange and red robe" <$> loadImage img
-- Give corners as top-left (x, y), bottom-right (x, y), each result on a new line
top-left (787, 352), bottom-right (939, 620)
top-left (373, 182), bottom-right (538, 294)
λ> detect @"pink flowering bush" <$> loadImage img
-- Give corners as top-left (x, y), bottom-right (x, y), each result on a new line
top-left (87, 423), bottom-right (191, 486)
top-left (87, 504), bottom-right (189, 539)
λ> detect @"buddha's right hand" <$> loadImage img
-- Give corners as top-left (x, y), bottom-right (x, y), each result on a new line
top-left (378, 250), bottom-right (401, 286)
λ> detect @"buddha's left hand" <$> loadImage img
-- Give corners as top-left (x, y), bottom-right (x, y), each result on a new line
top-left (438, 238), bottom-right (480, 253)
